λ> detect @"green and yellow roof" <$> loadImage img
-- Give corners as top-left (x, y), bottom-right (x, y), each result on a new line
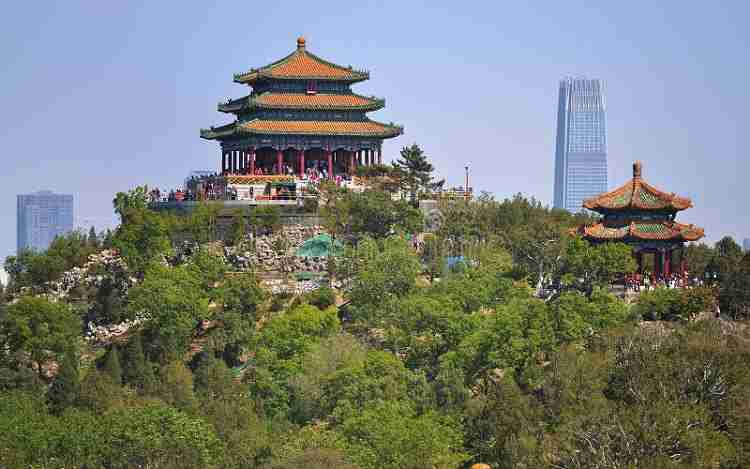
top-left (583, 161), bottom-right (693, 212)
top-left (218, 92), bottom-right (385, 113)
top-left (233, 37), bottom-right (369, 84)
top-left (577, 219), bottom-right (704, 242)
top-left (201, 119), bottom-right (402, 140)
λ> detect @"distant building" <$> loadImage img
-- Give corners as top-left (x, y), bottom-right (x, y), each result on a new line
top-left (553, 77), bottom-right (608, 212)
top-left (744, 238), bottom-right (750, 253)
top-left (17, 191), bottom-right (74, 253)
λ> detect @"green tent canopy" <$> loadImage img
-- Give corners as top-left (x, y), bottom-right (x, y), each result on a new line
top-left (295, 234), bottom-right (343, 258)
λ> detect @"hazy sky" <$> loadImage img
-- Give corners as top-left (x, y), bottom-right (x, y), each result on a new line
top-left (1, 1), bottom-right (748, 262)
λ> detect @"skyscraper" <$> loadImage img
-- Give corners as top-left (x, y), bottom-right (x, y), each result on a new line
top-left (744, 238), bottom-right (750, 253)
top-left (17, 191), bottom-right (74, 253)
top-left (553, 78), bottom-right (608, 212)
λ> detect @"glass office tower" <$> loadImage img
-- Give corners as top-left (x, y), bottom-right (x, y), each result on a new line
top-left (17, 191), bottom-right (74, 253)
top-left (553, 78), bottom-right (608, 212)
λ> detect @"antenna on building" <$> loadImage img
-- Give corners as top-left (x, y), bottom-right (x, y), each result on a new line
top-left (465, 165), bottom-right (470, 200)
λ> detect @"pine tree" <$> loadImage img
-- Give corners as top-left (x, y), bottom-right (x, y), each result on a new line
top-left (48, 351), bottom-right (80, 415)
top-left (102, 345), bottom-right (123, 386)
top-left (393, 144), bottom-right (444, 205)
top-left (122, 333), bottom-right (156, 393)
top-left (87, 226), bottom-right (99, 249)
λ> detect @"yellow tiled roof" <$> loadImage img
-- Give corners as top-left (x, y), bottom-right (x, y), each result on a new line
top-left (219, 92), bottom-right (383, 112)
top-left (579, 220), bottom-right (704, 242)
top-left (238, 119), bottom-right (401, 137)
top-left (583, 161), bottom-right (693, 212)
top-left (234, 38), bottom-right (368, 84)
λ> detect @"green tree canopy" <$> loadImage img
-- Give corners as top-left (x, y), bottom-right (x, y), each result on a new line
top-left (392, 144), bottom-right (444, 204)
top-left (126, 264), bottom-right (209, 362)
top-left (0, 297), bottom-right (81, 375)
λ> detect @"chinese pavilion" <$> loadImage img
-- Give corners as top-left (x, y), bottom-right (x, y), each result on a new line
top-left (576, 161), bottom-right (705, 278)
top-left (200, 37), bottom-right (403, 180)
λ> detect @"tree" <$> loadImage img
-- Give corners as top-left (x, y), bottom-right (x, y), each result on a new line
top-left (216, 273), bottom-right (266, 365)
top-left (121, 333), bottom-right (157, 393)
top-left (188, 201), bottom-right (220, 243)
top-left (228, 207), bottom-right (247, 246)
top-left (78, 369), bottom-right (123, 414)
top-left (48, 351), bottom-right (79, 415)
top-left (267, 448), bottom-right (359, 469)
top-left (392, 144), bottom-right (444, 204)
top-left (713, 236), bottom-right (744, 283)
top-left (113, 186), bottom-right (149, 223)
top-left (250, 304), bottom-right (340, 417)
top-left (346, 236), bottom-right (421, 311)
top-left (348, 190), bottom-right (423, 240)
top-left (87, 226), bottom-right (99, 248)
top-left (684, 242), bottom-right (713, 279)
top-left (249, 205), bottom-right (281, 235)
top-left (557, 237), bottom-right (636, 296)
top-left (95, 404), bottom-right (223, 468)
top-left (339, 400), bottom-right (467, 469)
top-left (186, 247), bottom-right (227, 297)
top-left (111, 207), bottom-right (171, 273)
top-left (101, 345), bottom-right (123, 386)
top-left (0, 297), bottom-right (81, 377)
top-left (157, 361), bottom-right (198, 413)
top-left (719, 253), bottom-right (750, 319)
top-left (126, 264), bottom-right (209, 362)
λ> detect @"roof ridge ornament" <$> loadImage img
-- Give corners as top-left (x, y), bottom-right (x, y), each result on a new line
top-left (297, 36), bottom-right (306, 50)
top-left (633, 160), bottom-right (642, 179)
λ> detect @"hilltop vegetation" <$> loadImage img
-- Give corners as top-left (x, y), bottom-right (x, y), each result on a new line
top-left (1, 180), bottom-right (750, 468)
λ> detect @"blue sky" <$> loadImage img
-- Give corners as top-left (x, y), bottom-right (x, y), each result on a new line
top-left (1, 0), bottom-right (748, 262)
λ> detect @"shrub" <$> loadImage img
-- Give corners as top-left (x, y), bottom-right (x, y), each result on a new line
top-left (634, 287), bottom-right (715, 321)
top-left (304, 287), bottom-right (336, 310)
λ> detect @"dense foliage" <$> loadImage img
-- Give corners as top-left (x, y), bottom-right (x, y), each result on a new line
top-left (1, 180), bottom-right (750, 468)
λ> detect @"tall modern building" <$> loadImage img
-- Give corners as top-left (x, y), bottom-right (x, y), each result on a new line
top-left (17, 191), bottom-right (74, 253)
top-left (553, 78), bottom-right (608, 212)
top-left (744, 238), bottom-right (750, 253)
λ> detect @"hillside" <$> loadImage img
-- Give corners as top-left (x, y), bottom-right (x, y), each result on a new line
top-left (1, 184), bottom-right (750, 469)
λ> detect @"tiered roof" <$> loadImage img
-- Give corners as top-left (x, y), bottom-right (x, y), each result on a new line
top-left (578, 161), bottom-right (704, 243)
top-left (201, 37), bottom-right (402, 143)
top-left (233, 37), bottom-right (368, 84)
top-left (577, 220), bottom-right (704, 242)
top-left (218, 92), bottom-right (384, 113)
top-left (583, 161), bottom-right (693, 212)
top-left (202, 119), bottom-right (402, 139)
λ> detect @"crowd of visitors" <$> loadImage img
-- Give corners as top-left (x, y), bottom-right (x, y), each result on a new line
top-left (623, 272), bottom-right (701, 292)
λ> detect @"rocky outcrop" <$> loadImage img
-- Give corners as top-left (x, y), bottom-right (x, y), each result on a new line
top-left (45, 250), bottom-right (133, 300)
top-left (227, 225), bottom-right (329, 273)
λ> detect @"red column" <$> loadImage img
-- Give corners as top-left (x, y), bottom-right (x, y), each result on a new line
top-left (221, 151), bottom-right (227, 174)
top-left (350, 151), bottom-right (356, 175)
top-left (326, 149), bottom-right (333, 179)
top-left (299, 149), bottom-right (305, 178)
top-left (377, 148), bottom-right (382, 165)
top-left (276, 149), bottom-right (283, 174)
top-left (250, 147), bottom-right (255, 175)
top-left (664, 249), bottom-right (671, 278)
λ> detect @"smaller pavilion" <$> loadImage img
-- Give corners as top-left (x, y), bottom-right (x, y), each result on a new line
top-left (576, 161), bottom-right (705, 278)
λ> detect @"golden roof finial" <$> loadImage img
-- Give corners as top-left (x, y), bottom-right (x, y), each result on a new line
top-left (297, 36), bottom-right (306, 50)
top-left (633, 160), bottom-right (642, 178)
